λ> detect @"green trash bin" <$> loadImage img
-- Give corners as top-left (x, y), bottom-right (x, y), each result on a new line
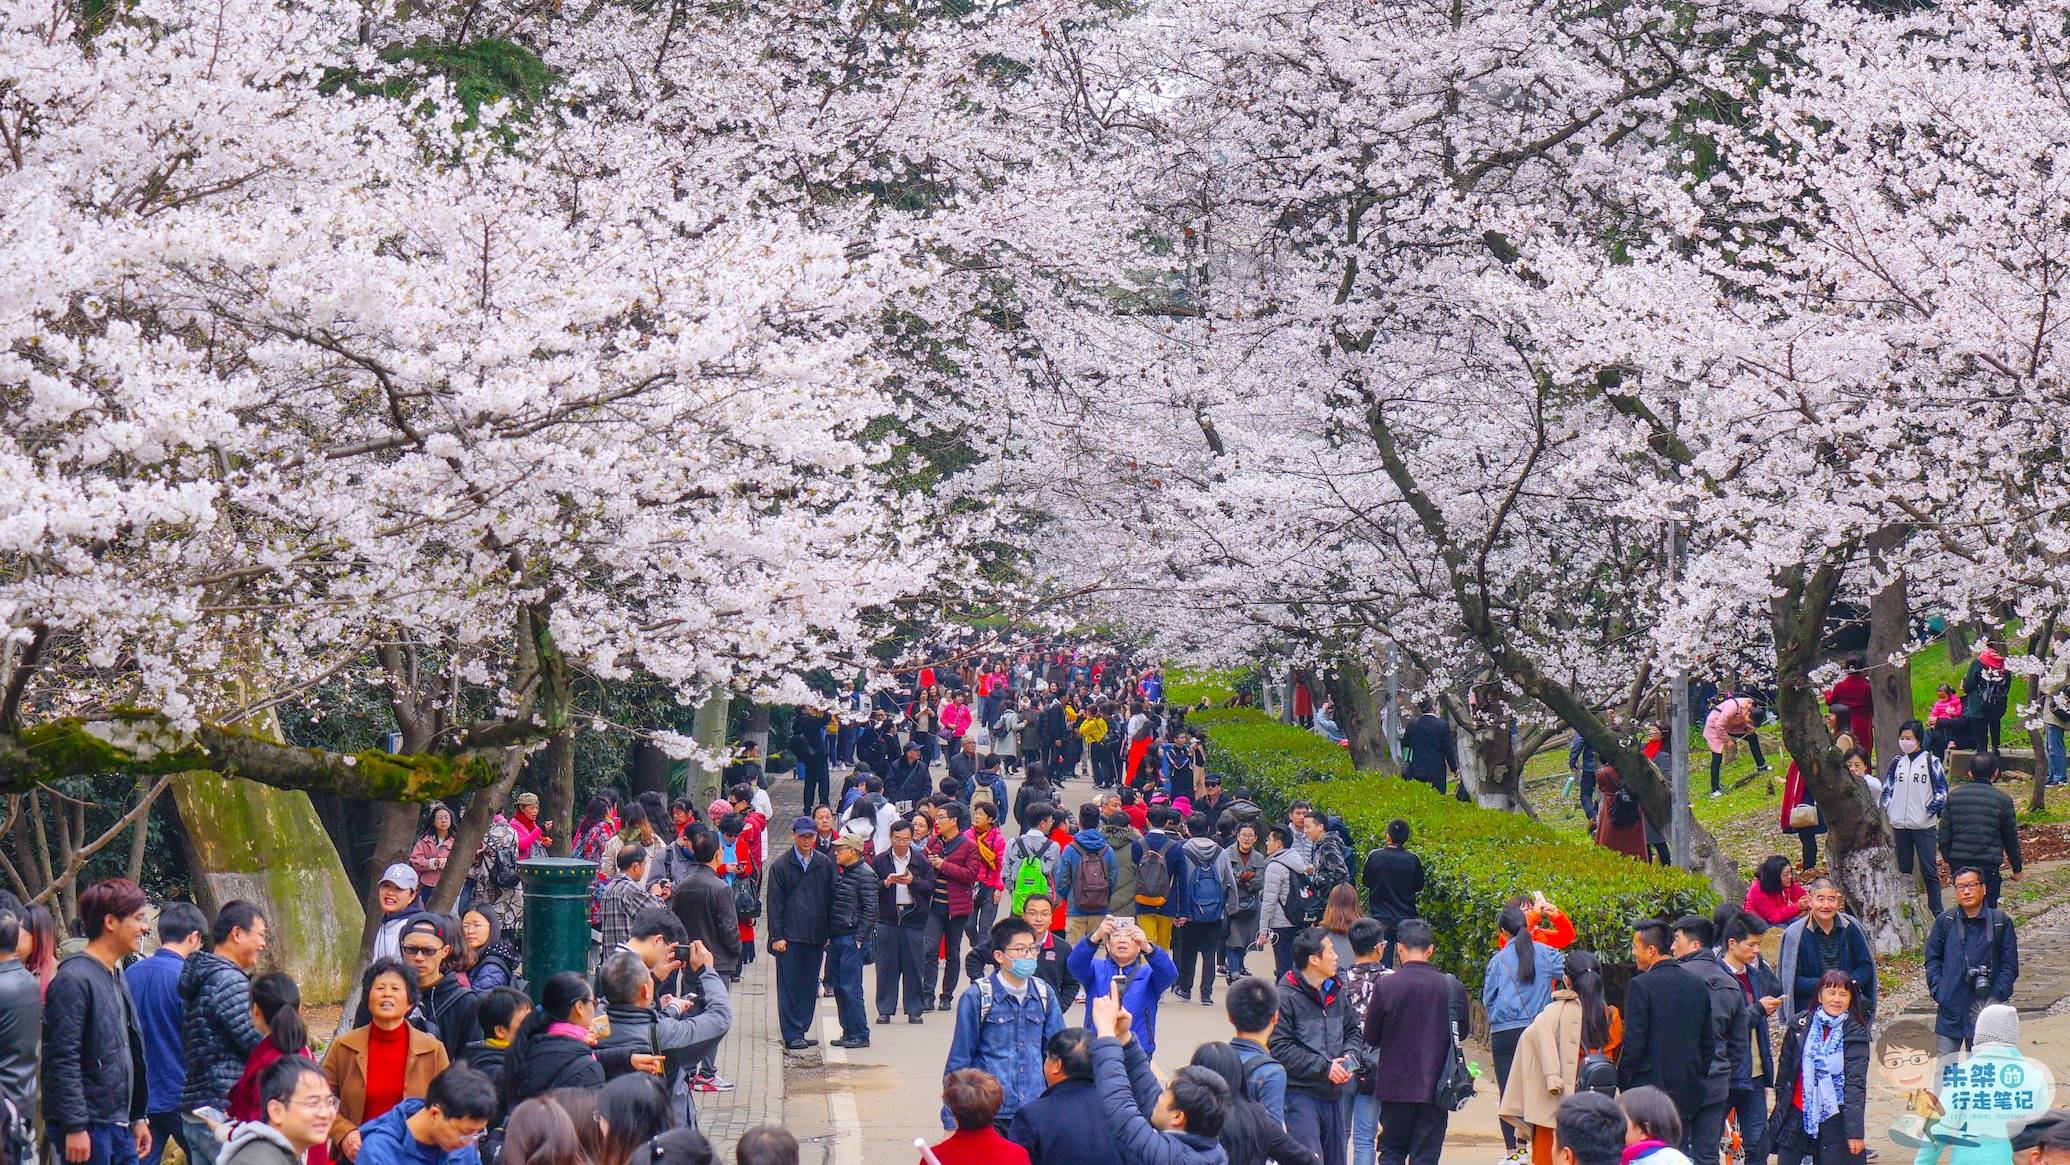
top-left (520, 857), bottom-right (595, 1001)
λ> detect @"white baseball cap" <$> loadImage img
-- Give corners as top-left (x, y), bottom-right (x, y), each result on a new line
top-left (379, 862), bottom-right (419, 892)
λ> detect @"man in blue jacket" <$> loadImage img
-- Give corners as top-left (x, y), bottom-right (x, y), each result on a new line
top-left (125, 902), bottom-right (207, 1165)
top-left (944, 918), bottom-right (1065, 1140)
top-left (1088, 985), bottom-right (1229, 1165)
top-left (1054, 811), bottom-right (1120, 946)
top-left (1776, 879), bottom-right (1878, 1030)
top-left (354, 1066), bottom-right (495, 1165)
top-left (1924, 866), bottom-right (2019, 1054)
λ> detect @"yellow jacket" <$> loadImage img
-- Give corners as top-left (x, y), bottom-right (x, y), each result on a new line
top-left (1078, 716), bottom-right (1109, 744)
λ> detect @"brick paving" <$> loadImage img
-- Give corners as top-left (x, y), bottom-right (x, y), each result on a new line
top-left (696, 774), bottom-right (804, 1162)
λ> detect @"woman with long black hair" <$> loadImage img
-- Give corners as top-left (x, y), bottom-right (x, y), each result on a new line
top-left (501, 972), bottom-right (609, 1108)
top-left (1187, 1042), bottom-right (1320, 1165)
top-left (1483, 904), bottom-right (1565, 1159)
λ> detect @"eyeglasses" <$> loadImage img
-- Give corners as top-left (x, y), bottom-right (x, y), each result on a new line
top-left (290, 1095), bottom-right (342, 1113)
top-left (1000, 945), bottom-right (1040, 957)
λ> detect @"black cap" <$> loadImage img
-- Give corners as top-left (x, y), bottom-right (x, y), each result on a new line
top-left (2012, 1111), bottom-right (2070, 1153)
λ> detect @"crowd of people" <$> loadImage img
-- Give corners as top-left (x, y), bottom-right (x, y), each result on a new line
top-left (0, 642), bottom-right (2062, 1165)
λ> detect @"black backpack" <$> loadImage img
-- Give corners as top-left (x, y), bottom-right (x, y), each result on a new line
top-left (734, 871), bottom-right (763, 920)
top-left (1610, 786), bottom-right (1641, 827)
top-left (1282, 863), bottom-right (1319, 923)
top-left (1577, 1052), bottom-right (1618, 1096)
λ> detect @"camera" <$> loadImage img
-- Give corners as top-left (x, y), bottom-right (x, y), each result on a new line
top-left (1968, 964), bottom-right (1994, 997)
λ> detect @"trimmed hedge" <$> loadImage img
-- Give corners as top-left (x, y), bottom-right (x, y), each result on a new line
top-left (1187, 704), bottom-right (1713, 990)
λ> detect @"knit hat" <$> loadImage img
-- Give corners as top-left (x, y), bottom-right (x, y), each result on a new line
top-left (708, 798), bottom-right (731, 820)
top-left (1973, 1003), bottom-right (2020, 1048)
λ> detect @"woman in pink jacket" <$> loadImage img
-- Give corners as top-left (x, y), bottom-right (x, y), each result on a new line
top-left (1702, 692), bottom-right (1770, 797)
top-left (408, 804), bottom-right (456, 890)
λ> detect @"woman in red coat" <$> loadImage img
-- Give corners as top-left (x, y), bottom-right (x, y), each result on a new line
top-left (1592, 764), bottom-right (1650, 861)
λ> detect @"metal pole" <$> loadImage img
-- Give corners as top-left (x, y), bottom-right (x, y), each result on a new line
top-left (1668, 518), bottom-right (1692, 867)
top-left (1385, 642), bottom-right (1403, 765)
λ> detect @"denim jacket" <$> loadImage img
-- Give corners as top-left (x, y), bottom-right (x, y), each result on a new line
top-left (943, 973), bottom-right (1065, 1127)
top-left (1481, 939), bottom-right (1566, 1034)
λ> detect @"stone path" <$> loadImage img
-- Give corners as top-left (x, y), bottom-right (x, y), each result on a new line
top-left (694, 775), bottom-right (802, 1163)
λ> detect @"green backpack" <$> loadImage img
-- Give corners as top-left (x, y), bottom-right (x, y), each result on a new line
top-left (1010, 837), bottom-right (1056, 913)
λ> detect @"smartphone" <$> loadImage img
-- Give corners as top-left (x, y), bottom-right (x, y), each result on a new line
top-left (190, 1107), bottom-right (229, 1128)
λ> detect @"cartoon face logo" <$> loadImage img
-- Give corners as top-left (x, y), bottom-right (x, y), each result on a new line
top-left (1882, 1046), bottom-right (1936, 1093)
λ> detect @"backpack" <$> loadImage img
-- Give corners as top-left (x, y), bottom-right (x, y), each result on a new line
top-left (1435, 1014), bottom-right (1475, 1111)
top-left (734, 870), bottom-right (762, 920)
top-left (1577, 1052), bottom-right (1618, 1096)
top-left (1010, 839), bottom-right (1055, 913)
top-left (1969, 666), bottom-right (2012, 714)
top-left (1282, 862), bottom-right (1319, 923)
top-left (487, 843), bottom-right (521, 891)
top-left (991, 715), bottom-right (1011, 736)
top-left (1610, 786), bottom-right (1641, 827)
top-left (1134, 842), bottom-right (1173, 908)
top-left (1070, 841), bottom-right (1113, 913)
top-left (0, 1092), bottom-right (28, 1165)
top-left (1184, 854), bottom-right (1227, 923)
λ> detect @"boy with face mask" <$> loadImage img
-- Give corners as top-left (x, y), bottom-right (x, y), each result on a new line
top-left (942, 917), bottom-right (1065, 1142)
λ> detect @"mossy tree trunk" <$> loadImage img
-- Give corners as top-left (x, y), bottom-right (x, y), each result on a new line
top-left (1771, 560), bottom-right (1924, 952)
top-left (1324, 658), bottom-right (1388, 772)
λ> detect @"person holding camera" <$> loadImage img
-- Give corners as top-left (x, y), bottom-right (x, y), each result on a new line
top-left (1923, 867), bottom-right (2019, 1055)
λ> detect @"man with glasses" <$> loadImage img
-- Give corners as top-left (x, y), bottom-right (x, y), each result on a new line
top-left (943, 917), bottom-right (1065, 1142)
top-left (396, 915), bottom-right (483, 1067)
top-left (352, 1065), bottom-right (496, 1165)
top-left (1925, 866), bottom-right (2019, 1054)
top-left (179, 900), bottom-right (269, 1165)
top-left (220, 1059), bottom-right (336, 1165)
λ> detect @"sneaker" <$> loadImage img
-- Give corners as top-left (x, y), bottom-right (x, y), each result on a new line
top-left (908, 1015), bottom-right (926, 1024)
top-left (705, 1075), bottom-right (736, 1092)
top-left (1174, 989), bottom-right (1192, 1002)
top-left (831, 1034), bottom-right (871, 1049)
top-left (1709, 789), bottom-right (1724, 798)
top-left (688, 1075), bottom-right (716, 1093)
top-left (877, 1015), bottom-right (892, 1025)
top-left (1200, 994), bottom-right (1213, 1007)
top-left (783, 1038), bottom-right (814, 1051)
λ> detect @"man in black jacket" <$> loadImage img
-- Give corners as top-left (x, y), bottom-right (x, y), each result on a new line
top-left (396, 914), bottom-right (484, 1069)
top-left (1939, 753), bottom-right (2023, 908)
top-left (670, 831), bottom-right (743, 976)
top-left (1400, 704), bottom-right (1458, 795)
top-left (178, 900), bottom-right (270, 1165)
top-left (1719, 913), bottom-right (1781, 1165)
top-left (1671, 915), bottom-right (1744, 1165)
top-left (1924, 866), bottom-right (2020, 1053)
top-left (1360, 819), bottom-right (1424, 967)
top-left (888, 741), bottom-right (932, 807)
top-left (870, 820), bottom-right (936, 1024)
top-left (766, 817), bottom-right (837, 1050)
top-left (790, 704), bottom-right (834, 810)
top-left (1007, 1028), bottom-right (1123, 1165)
top-left (43, 878), bottom-right (152, 1165)
top-left (1619, 919), bottom-right (1717, 1131)
top-left (1273, 928), bottom-right (1362, 1165)
top-left (827, 833), bottom-right (880, 1049)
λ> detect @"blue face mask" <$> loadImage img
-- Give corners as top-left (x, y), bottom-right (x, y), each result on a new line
top-left (1009, 956), bottom-right (1040, 979)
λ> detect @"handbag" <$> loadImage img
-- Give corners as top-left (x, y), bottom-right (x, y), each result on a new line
top-left (1788, 803), bottom-right (1819, 830)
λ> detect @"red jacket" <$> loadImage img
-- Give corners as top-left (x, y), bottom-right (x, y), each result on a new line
top-left (926, 831), bottom-right (985, 918)
top-left (924, 1128), bottom-right (1029, 1165)
top-left (1823, 673), bottom-right (1875, 759)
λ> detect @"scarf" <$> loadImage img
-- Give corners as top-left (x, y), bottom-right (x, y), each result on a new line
top-left (1801, 1011), bottom-right (1847, 1134)
top-left (1622, 1141), bottom-right (1670, 1165)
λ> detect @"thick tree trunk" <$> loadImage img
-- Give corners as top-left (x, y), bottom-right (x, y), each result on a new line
top-left (686, 693), bottom-right (730, 802)
top-left (1325, 659), bottom-right (1389, 772)
top-left (742, 704), bottom-right (772, 761)
top-left (1947, 623), bottom-right (1974, 666)
top-left (1772, 562), bottom-right (1924, 953)
top-left (1866, 527), bottom-right (1914, 765)
top-left (627, 737), bottom-right (671, 799)
top-left (538, 728), bottom-right (576, 857)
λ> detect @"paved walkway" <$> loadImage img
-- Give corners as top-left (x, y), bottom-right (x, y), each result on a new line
top-left (695, 776), bottom-right (802, 1163)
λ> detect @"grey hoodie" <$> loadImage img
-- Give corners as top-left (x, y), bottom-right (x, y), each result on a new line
top-left (220, 1122), bottom-right (301, 1165)
top-left (1258, 848), bottom-right (1308, 931)
top-left (1178, 837), bottom-right (1236, 921)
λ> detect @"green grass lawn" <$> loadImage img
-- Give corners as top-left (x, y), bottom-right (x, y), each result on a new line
top-left (1519, 639), bottom-right (2063, 875)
